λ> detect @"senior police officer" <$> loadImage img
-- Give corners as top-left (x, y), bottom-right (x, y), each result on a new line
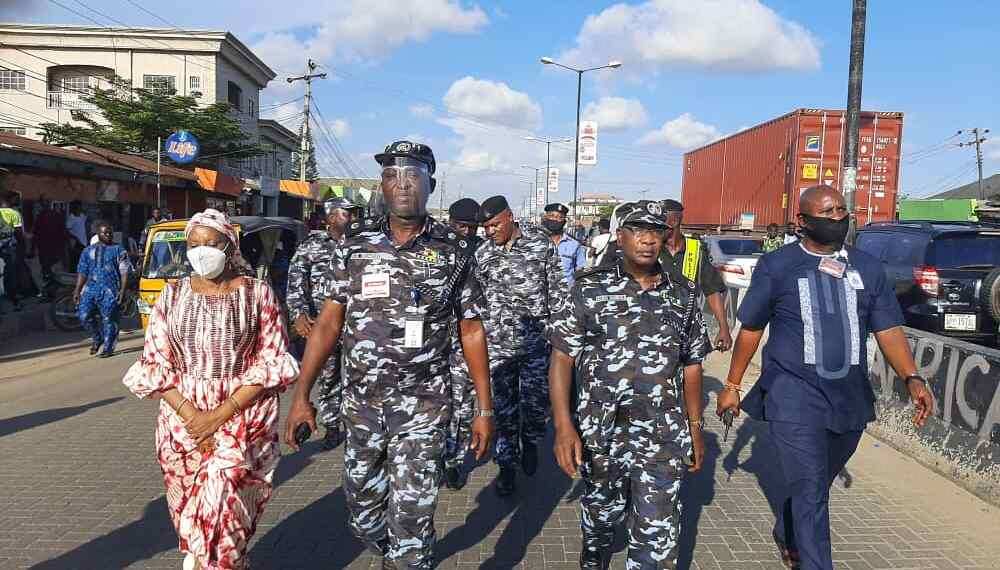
top-left (476, 195), bottom-right (569, 496)
top-left (285, 141), bottom-right (495, 569)
top-left (550, 200), bottom-right (711, 569)
top-left (598, 199), bottom-right (733, 352)
top-left (442, 197), bottom-right (484, 490)
top-left (719, 186), bottom-right (933, 570)
top-left (541, 202), bottom-right (587, 286)
top-left (287, 196), bottom-right (362, 449)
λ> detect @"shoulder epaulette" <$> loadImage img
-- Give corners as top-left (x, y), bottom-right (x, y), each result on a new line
top-left (574, 263), bottom-right (615, 282)
top-left (346, 216), bottom-right (382, 238)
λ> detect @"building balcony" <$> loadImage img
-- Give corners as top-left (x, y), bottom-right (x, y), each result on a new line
top-left (47, 91), bottom-right (97, 111)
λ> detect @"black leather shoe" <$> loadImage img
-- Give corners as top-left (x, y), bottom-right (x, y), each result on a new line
top-left (322, 426), bottom-right (344, 450)
top-left (521, 439), bottom-right (538, 476)
top-left (580, 548), bottom-right (604, 569)
top-left (444, 466), bottom-right (466, 490)
top-left (97, 351), bottom-right (113, 358)
top-left (89, 342), bottom-right (100, 356)
top-left (496, 466), bottom-right (516, 497)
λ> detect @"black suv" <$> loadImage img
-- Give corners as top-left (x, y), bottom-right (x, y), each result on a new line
top-left (855, 221), bottom-right (1000, 347)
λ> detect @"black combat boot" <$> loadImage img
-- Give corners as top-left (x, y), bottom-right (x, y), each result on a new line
top-left (580, 548), bottom-right (604, 569)
top-left (444, 466), bottom-right (466, 490)
top-left (495, 466), bottom-right (516, 497)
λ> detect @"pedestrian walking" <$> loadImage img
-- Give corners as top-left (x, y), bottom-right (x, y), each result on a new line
top-left (140, 207), bottom-right (165, 248)
top-left (598, 199), bottom-right (733, 352)
top-left (541, 203), bottom-right (587, 287)
top-left (287, 197), bottom-right (362, 450)
top-left (550, 200), bottom-right (711, 569)
top-left (442, 197), bottom-right (483, 491)
top-left (65, 200), bottom-right (88, 271)
top-left (718, 185), bottom-right (933, 570)
top-left (0, 192), bottom-right (23, 311)
top-left (123, 208), bottom-right (299, 570)
top-left (284, 141), bottom-right (494, 569)
top-left (73, 221), bottom-right (131, 357)
top-left (30, 199), bottom-right (66, 289)
top-left (476, 195), bottom-right (568, 496)
top-left (762, 223), bottom-right (784, 253)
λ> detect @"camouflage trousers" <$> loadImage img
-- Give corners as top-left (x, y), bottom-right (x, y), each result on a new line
top-left (579, 412), bottom-right (688, 569)
top-left (342, 388), bottom-right (448, 570)
top-left (314, 344), bottom-right (343, 430)
top-left (488, 318), bottom-right (550, 469)
top-left (443, 344), bottom-right (477, 470)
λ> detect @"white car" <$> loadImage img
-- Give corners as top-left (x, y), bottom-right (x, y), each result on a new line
top-left (701, 235), bottom-right (763, 289)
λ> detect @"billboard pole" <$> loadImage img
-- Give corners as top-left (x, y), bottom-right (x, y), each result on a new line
top-left (842, 0), bottom-right (867, 244)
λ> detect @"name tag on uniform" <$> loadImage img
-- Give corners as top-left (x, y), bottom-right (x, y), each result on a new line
top-left (404, 317), bottom-right (424, 348)
top-left (361, 273), bottom-right (390, 299)
top-left (846, 270), bottom-right (865, 290)
top-left (818, 257), bottom-right (847, 278)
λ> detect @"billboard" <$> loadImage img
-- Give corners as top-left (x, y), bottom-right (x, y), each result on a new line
top-left (578, 121), bottom-right (597, 165)
top-left (547, 168), bottom-right (559, 193)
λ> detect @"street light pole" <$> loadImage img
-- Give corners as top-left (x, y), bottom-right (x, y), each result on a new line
top-left (842, 0), bottom-right (866, 244)
top-left (540, 57), bottom-right (621, 225)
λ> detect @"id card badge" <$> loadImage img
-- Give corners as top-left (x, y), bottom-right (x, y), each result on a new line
top-left (404, 317), bottom-right (424, 348)
top-left (846, 270), bottom-right (865, 290)
top-left (361, 272), bottom-right (390, 299)
top-left (818, 257), bottom-right (847, 278)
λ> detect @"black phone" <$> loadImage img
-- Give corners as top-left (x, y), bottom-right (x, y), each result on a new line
top-left (294, 423), bottom-right (312, 446)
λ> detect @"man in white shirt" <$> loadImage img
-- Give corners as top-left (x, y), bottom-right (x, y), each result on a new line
top-left (66, 200), bottom-right (88, 270)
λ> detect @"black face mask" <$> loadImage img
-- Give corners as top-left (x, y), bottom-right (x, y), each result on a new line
top-left (800, 214), bottom-right (849, 246)
top-left (541, 219), bottom-right (566, 234)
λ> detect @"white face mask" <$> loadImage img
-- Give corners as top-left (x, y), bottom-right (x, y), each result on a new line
top-left (186, 245), bottom-right (228, 279)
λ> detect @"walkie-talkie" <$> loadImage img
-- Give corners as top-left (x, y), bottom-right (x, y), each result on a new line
top-left (721, 410), bottom-right (735, 443)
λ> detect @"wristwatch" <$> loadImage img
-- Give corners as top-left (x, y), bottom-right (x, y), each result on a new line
top-left (474, 408), bottom-right (494, 418)
top-left (904, 374), bottom-right (926, 386)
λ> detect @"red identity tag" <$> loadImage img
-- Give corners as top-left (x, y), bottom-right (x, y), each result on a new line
top-left (818, 257), bottom-right (847, 278)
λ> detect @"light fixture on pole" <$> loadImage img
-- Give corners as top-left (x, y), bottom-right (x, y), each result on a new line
top-left (521, 165), bottom-right (543, 221)
top-left (540, 57), bottom-right (622, 224)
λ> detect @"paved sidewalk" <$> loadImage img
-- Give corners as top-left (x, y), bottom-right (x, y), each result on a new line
top-left (0, 352), bottom-right (998, 569)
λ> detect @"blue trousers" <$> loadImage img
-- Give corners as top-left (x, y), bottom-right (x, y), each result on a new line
top-left (769, 421), bottom-right (863, 570)
top-left (78, 287), bottom-right (120, 354)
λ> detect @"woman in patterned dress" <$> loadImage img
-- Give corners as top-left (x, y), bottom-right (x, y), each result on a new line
top-left (123, 209), bottom-right (299, 570)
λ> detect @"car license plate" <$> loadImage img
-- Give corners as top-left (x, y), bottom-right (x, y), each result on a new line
top-left (944, 313), bottom-right (977, 331)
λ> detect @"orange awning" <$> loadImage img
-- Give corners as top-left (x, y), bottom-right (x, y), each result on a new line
top-left (195, 167), bottom-right (243, 197)
top-left (280, 179), bottom-right (314, 199)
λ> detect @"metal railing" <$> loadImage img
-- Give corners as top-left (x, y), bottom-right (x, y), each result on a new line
top-left (47, 92), bottom-right (97, 110)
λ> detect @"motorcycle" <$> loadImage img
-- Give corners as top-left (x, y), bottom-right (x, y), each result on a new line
top-left (48, 272), bottom-right (139, 332)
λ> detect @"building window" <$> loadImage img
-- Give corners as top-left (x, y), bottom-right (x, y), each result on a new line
top-left (227, 81), bottom-right (243, 112)
top-left (0, 126), bottom-right (27, 135)
top-left (248, 98), bottom-right (257, 118)
top-left (0, 70), bottom-right (26, 91)
top-left (189, 75), bottom-right (200, 90)
top-left (59, 75), bottom-right (91, 93)
top-left (143, 74), bottom-right (175, 94)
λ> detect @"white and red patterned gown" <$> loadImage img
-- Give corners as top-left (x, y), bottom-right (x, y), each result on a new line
top-left (123, 278), bottom-right (299, 570)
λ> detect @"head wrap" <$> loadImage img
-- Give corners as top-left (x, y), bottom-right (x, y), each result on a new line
top-left (186, 208), bottom-right (239, 251)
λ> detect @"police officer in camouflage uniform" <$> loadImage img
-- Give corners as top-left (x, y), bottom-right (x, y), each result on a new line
top-left (285, 141), bottom-right (495, 570)
top-left (442, 198), bottom-right (484, 491)
top-left (549, 201), bottom-right (711, 569)
top-left (476, 195), bottom-right (569, 496)
top-left (287, 197), bottom-right (362, 449)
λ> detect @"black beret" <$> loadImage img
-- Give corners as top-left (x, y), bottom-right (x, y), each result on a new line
top-left (374, 140), bottom-right (436, 175)
top-left (660, 199), bottom-right (684, 212)
top-left (323, 197), bottom-right (361, 214)
top-left (448, 198), bottom-right (480, 223)
top-left (543, 203), bottom-right (569, 215)
top-left (479, 195), bottom-right (509, 222)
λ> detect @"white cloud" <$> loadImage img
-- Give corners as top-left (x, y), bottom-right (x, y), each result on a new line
top-left (330, 118), bottom-right (351, 138)
top-left (252, 0), bottom-right (488, 75)
top-left (582, 97), bottom-right (648, 131)
top-left (410, 104), bottom-right (436, 119)
top-left (442, 76), bottom-right (542, 130)
top-left (985, 139), bottom-right (1000, 161)
top-left (638, 113), bottom-right (721, 149)
top-left (558, 0), bottom-right (821, 76)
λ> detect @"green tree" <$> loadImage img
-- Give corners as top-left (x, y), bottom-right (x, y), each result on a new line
top-left (290, 129), bottom-right (319, 180)
top-left (597, 204), bottom-right (615, 218)
top-left (40, 78), bottom-right (259, 163)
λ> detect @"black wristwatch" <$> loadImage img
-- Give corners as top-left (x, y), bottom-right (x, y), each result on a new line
top-left (904, 374), bottom-right (926, 387)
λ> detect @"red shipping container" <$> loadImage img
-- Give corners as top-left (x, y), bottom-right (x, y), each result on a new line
top-left (680, 108), bottom-right (903, 228)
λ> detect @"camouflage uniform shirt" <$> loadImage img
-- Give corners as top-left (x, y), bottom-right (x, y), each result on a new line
top-left (287, 230), bottom-right (338, 321)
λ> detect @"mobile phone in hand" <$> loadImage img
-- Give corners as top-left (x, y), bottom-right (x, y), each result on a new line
top-left (294, 423), bottom-right (312, 446)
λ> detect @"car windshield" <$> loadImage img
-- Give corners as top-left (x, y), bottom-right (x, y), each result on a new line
top-left (715, 239), bottom-right (762, 256)
top-left (928, 234), bottom-right (1000, 267)
top-left (143, 230), bottom-right (192, 278)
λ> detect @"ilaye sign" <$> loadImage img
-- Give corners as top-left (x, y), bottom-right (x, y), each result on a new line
top-left (164, 130), bottom-right (200, 164)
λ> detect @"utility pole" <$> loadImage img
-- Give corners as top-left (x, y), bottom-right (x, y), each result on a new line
top-left (842, 0), bottom-right (866, 244)
top-left (438, 171), bottom-right (447, 216)
top-left (286, 59), bottom-right (327, 182)
top-left (959, 128), bottom-right (990, 201)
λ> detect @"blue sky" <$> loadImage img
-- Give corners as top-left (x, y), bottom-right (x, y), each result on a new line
top-left (10, 0), bottom-right (1000, 209)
